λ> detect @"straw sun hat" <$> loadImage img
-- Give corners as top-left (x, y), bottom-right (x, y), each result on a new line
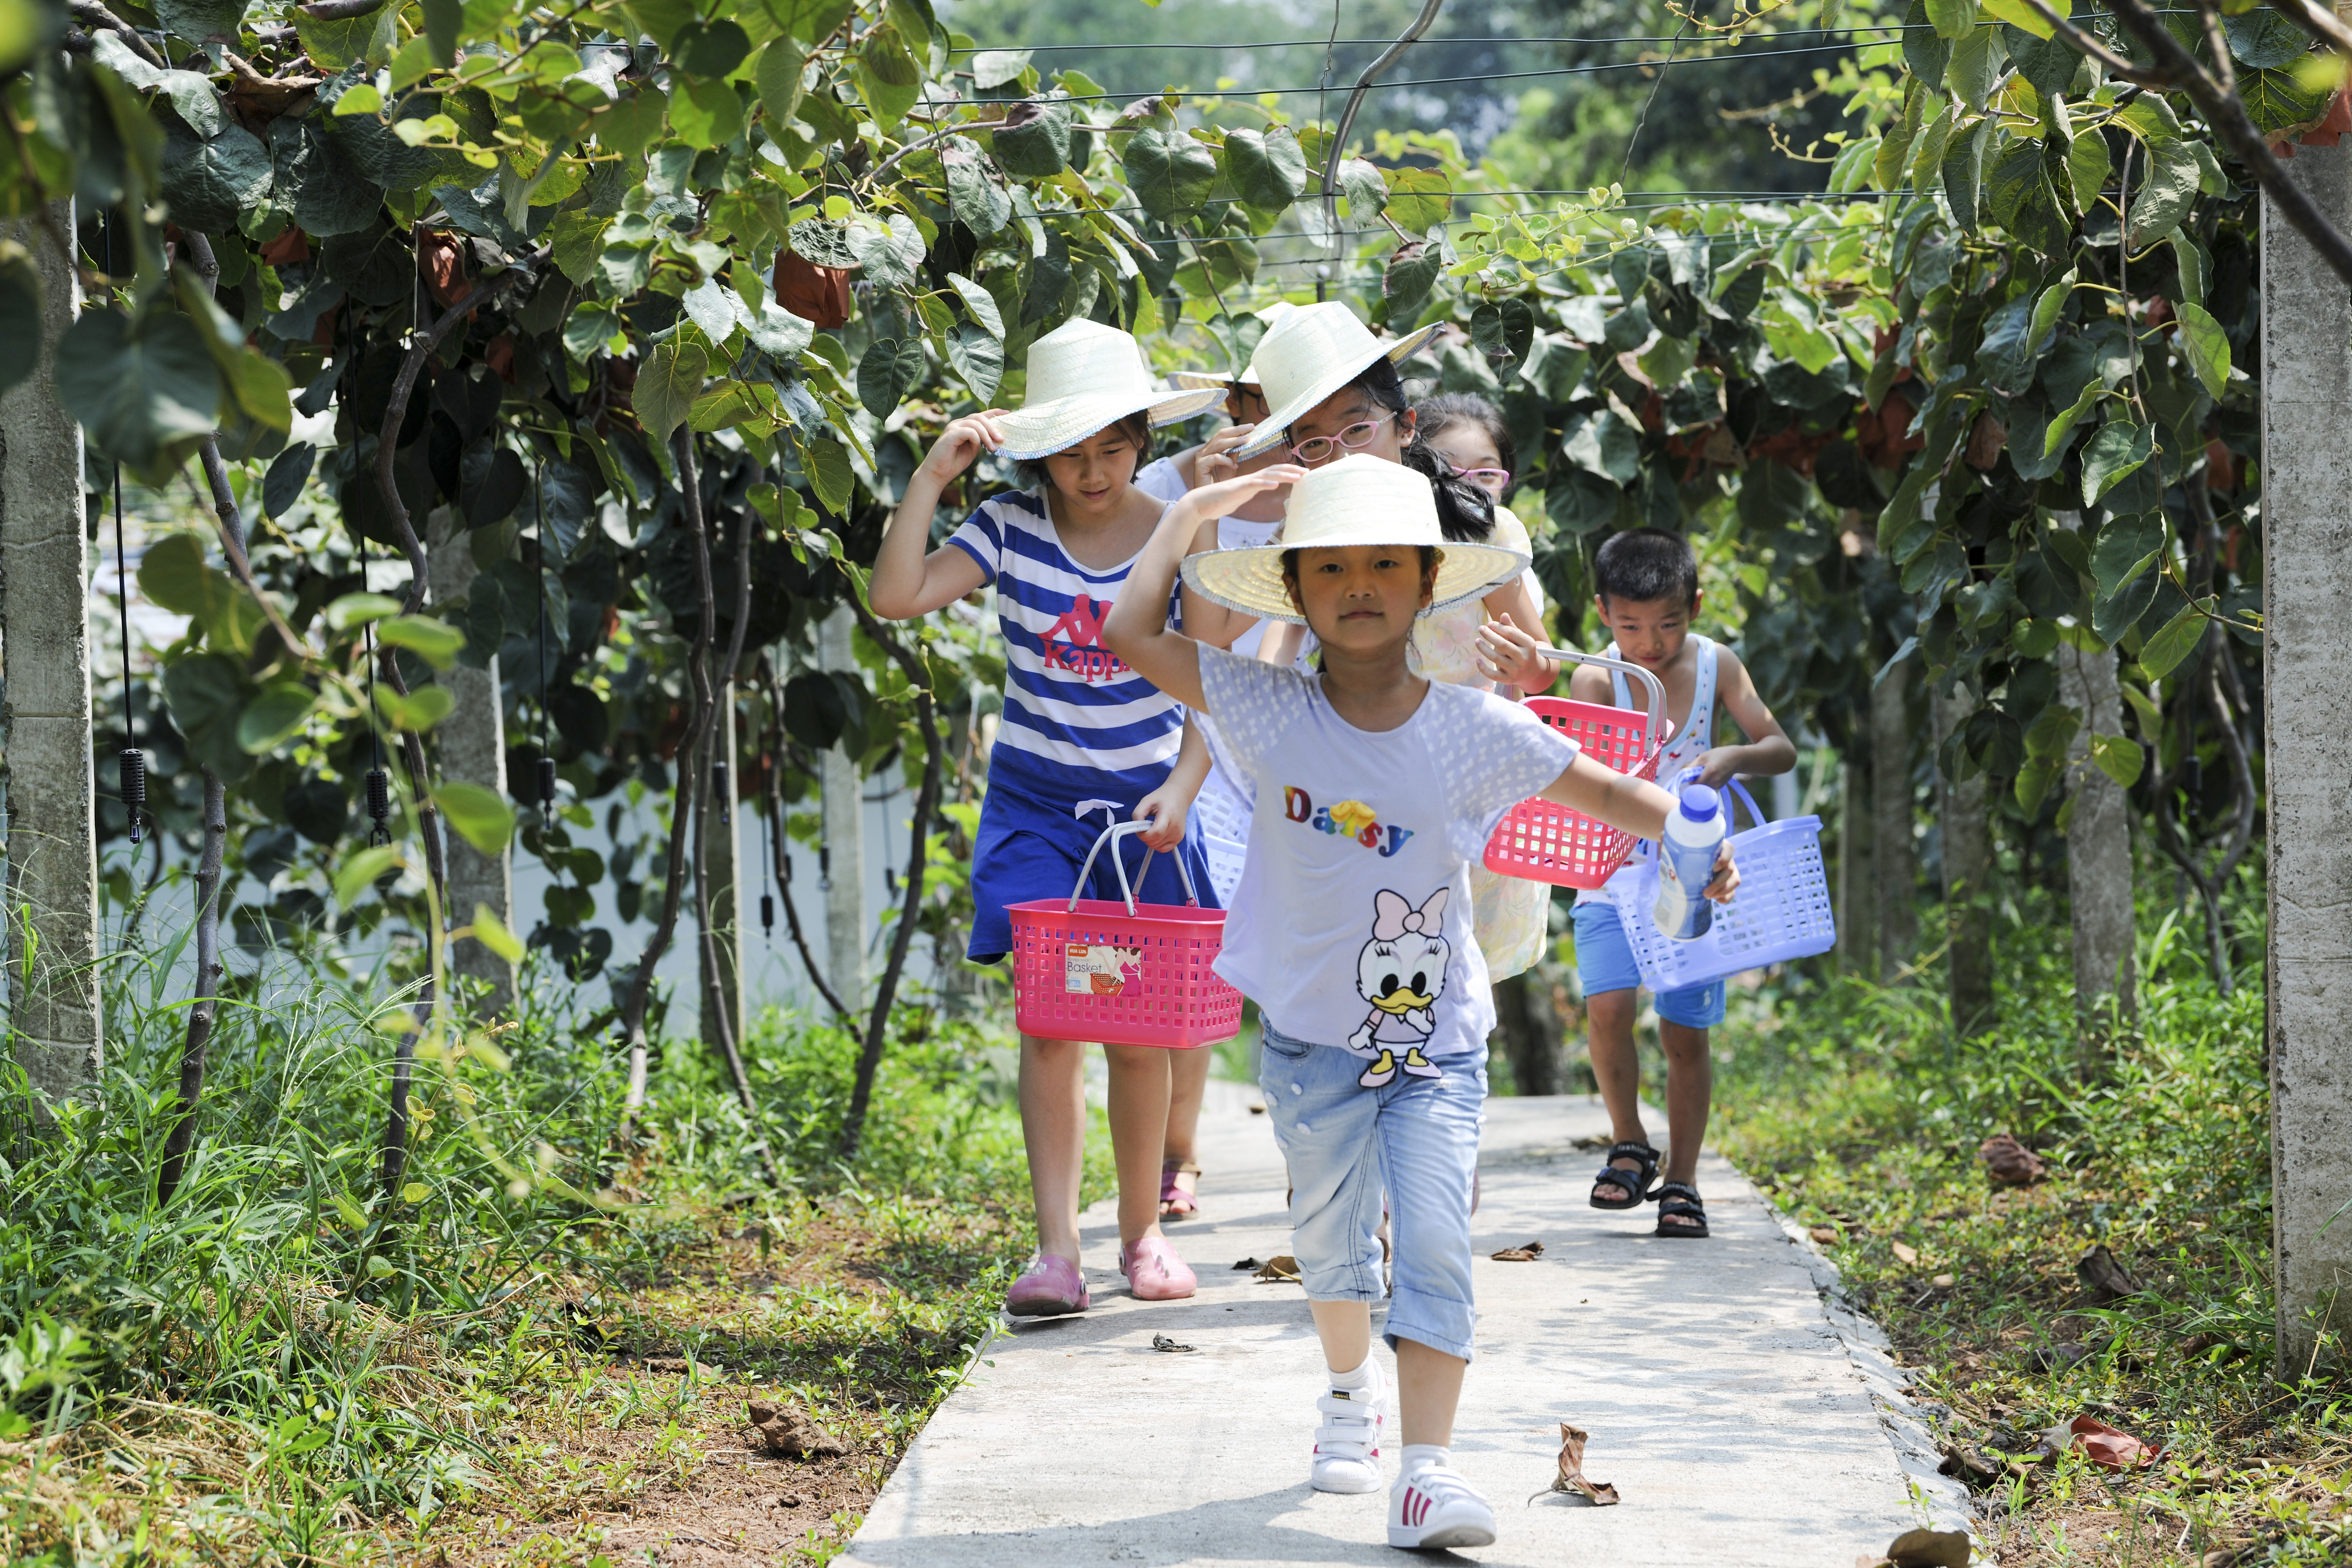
top-left (1227, 301), bottom-right (1442, 461)
top-left (1167, 301), bottom-right (1302, 392)
top-left (988, 318), bottom-right (1225, 461)
top-left (1181, 454), bottom-right (1527, 626)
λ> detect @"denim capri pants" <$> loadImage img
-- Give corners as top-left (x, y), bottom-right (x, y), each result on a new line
top-left (1258, 1020), bottom-right (1485, 1362)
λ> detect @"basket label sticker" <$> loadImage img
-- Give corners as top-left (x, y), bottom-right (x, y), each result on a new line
top-left (1064, 943), bottom-right (1142, 995)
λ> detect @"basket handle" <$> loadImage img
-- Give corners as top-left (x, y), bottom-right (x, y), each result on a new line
top-left (1533, 646), bottom-right (1669, 752)
top-left (1633, 770), bottom-right (1766, 865)
top-left (1067, 820), bottom-right (1201, 916)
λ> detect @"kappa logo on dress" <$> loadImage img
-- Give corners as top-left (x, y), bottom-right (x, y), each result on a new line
top-left (1346, 887), bottom-right (1451, 1088)
top-left (1041, 595), bottom-right (1130, 683)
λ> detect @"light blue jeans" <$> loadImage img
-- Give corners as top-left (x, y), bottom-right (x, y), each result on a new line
top-left (1258, 1020), bottom-right (1486, 1362)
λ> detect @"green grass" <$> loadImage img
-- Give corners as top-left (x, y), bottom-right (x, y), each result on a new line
top-left (0, 953), bottom-right (1085, 1565)
top-left (1714, 892), bottom-right (2352, 1566)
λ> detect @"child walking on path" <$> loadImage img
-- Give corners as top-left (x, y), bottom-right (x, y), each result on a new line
top-left (869, 318), bottom-right (1225, 1316)
top-left (1104, 457), bottom-right (1736, 1551)
top-left (1565, 528), bottom-right (1797, 1239)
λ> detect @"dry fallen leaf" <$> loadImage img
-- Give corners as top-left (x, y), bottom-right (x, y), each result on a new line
top-left (1810, 1225), bottom-right (1840, 1244)
top-left (1151, 1334), bottom-right (1195, 1353)
top-left (2046, 1413), bottom-right (2161, 1470)
top-left (1253, 1255), bottom-right (1302, 1283)
top-left (1544, 1422), bottom-right (1620, 1506)
top-left (1490, 1241), bottom-right (1545, 1261)
top-left (1978, 1133), bottom-right (2047, 1185)
top-left (1892, 1241), bottom-right (1920, 1266)
top-left (1932, 1273), bottom-right (1956, 1288)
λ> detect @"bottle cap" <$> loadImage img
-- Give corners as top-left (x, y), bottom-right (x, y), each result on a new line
top-left (1677, 783), bottom-right (1720, 822)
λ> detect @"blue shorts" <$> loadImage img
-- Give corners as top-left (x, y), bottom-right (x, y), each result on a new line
top-left (1570, 900), bottom-right (1726, 1029)
top-left (967, 786), bottom-right (1220, 962)
top-left (1258, 1020), bottom-right (1485, 1362)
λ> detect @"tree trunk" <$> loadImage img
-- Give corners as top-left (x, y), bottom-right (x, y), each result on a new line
top-left (1837, 754), bottom-right (1876, 978)
top-left (1934, 683), bottom-right (1995, 1036)
top-left (2059, 637), bottom-right (2137, 1064)
top-left (1871, 659), bottom-right (1918, 978)
top-left (699, 675), bottom-right (749, 1050)
top-left (1491, 958), bottom-right (1569, 1096)
top-left (819, 607), bottom-right (867, 1009)
top-left (427, 505), bottom-right (514, 1007)
top-left (2261, 140), bottom-right (2352, 1378)
top-left (0, 201), bottom-right (102, 1113)
top-left (157, 772), bottom-right (225, 1201)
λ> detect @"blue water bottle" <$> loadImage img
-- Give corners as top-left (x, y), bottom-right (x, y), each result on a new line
top-left (1651, 782), bottom-right (1727, 942)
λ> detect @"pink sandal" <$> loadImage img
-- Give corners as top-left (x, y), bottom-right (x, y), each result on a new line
top-left (1005, 1254), bottom-right (1089, 1318)
top-left (1159, 1160), bottom-right (1202, 1220)
top-left (1120, 1236), bottom-right (1198, 1301)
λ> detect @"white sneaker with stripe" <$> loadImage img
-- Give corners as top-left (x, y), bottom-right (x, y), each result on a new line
top-left (1308, 1357), bottom-right (1387, 1494)
top-left (1387, 1461), bottom-right (1497, 1549)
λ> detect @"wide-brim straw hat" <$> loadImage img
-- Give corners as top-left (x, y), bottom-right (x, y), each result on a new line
top-left (1228, 301), bottom-right (1442, 460)
top-left (990, 318), bottom-right (1225, 460)
top-left (1180, 453), bottom-right (1527, 625)
top-left (1169, 302), bottom-right (1301, 391)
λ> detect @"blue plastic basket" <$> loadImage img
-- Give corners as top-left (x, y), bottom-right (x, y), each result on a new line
top-left (1600, 778), bottom-right (1836, 992)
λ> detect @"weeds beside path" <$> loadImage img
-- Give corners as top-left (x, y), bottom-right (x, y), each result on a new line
top-left (1715, 911), bottom-right (2350, 1567)
top-left (2, 975), bottom-right (1077, 1566)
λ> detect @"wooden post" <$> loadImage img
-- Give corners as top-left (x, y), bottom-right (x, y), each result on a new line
top-left (2059, 636), bottom-right (2136, 1060)
top-left (1871, 658), bottom-right (1918, 977)
top-left (426, 506), bottom-right (513, 1006)
top-left (2263, 139), bottom-right (2352, 1376)
top-left (1935, 684), bottom-right (1995, 1036)
top-left (1836, 754), bottom-right (1876, 977)
top-left (0, 203), bottom-right (101, 1108)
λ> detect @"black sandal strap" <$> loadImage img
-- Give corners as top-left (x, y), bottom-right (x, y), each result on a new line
top-left (1590, 1142), bottom-right (1659, 1199)
top-left (1591, 1164), bottom-right (1647, 1200)
top-left (1653, 1181), bottom-right (1703, 1209)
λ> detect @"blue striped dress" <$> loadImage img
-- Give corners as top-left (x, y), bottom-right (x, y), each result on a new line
top-left (948, 488), bottom-right (1217, 961)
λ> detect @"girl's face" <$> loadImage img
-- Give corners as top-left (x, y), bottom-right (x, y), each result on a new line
top-left (1426, 423), bottom-right (1509, 497)
top-left (1041, 424), bottom-right (1141, 520)
top-left (1287, 387), bottom-right (1413, 468)
top-left (1286, 544), bottom-right (1438, 655)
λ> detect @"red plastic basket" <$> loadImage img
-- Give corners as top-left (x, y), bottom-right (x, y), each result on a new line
top-left (1008, 822), bottom-right (1241, 1049)
top-left (1483, 649), bottom-right (1672, 890)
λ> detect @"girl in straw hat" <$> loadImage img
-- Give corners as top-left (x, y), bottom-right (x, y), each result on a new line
top-left (870, 317), bottom-right (1225, 1318)
top-left (1203, 304), bottom-right (1561, 984)
top-left (1102, 454), bottom-right (1736, 1552)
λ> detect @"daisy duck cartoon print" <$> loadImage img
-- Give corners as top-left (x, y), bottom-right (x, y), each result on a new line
top-left (1348, 887), bottom-right (1451, 1088)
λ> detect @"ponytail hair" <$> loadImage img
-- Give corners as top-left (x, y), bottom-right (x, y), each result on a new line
top-left (1348, 357), bottom-right (1496, 544)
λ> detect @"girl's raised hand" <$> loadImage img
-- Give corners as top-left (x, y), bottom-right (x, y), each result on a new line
top-left (1475, 614), bottom-right (1550, 691)
top-left (919, 411), bottom-right (1008, 481)
top-left (1185, 464), bottom-right (1306, 522)
top-left (1194, 423), bottom-right (1259, 484)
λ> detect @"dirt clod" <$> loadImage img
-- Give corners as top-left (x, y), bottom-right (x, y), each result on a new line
top-left (747, 1400), bottom-right (846, 1459)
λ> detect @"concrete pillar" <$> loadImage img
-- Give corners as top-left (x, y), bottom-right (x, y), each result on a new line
top-left (699, 675), bottom-right (749, 1047)
top-left (426, 506), bottom-right (513, 1005)
top-left (2058, 636), bottom-right (2136, 1055)
top-left (0, 205), bottom-right (100, 1109)
top-left (1871, 658), bottom-right (1918, 977)
top-left (1934, 684), bottom-right (1995, 1036)
top-left (820, 607), bottom-right (866, 1007)
top-left (2262, 141), bottom-right (2352, 1376)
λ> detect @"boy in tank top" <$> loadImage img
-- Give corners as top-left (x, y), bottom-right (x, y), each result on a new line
top-left (1559, 529), bottom-right (1796, 1239)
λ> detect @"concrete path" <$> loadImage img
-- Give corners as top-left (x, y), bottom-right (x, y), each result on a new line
top-left (844, 1082), bottom-right (1967, 1566)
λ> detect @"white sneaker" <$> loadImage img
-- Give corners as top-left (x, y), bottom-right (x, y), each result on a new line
top-left (1309, 1358), bottom-right (1387, 1494)
top-left (1388, 1461), bottom-right (1497, 1549)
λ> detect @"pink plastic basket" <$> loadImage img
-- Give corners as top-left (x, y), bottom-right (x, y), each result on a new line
top-left (1008, 822), bottom-right (1241, 1049)
top-left (1483, 649), bottom-right (1672, 890)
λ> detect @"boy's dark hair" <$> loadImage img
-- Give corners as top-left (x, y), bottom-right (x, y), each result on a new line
top-left (1343, 358), bottom-right (1495, 544)
top-left (1413, 392), bottom-right (1516, 479)
top-left (1593, 527), bottom-right (1699, 607)
top-left (1014, 410), bottom-right (1153, 492)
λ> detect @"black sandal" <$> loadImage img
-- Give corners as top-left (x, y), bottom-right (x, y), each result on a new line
top-left (1589, 1142), bottom-right (1659, 1210)
top-left (1654, 1181), bottom-right (1709, 1238)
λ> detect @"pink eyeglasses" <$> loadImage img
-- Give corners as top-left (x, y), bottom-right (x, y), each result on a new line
top-left (1444, 460), bottom-right (1510, 487)
top-left (1287, 411), bottom-right (1395, 465)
